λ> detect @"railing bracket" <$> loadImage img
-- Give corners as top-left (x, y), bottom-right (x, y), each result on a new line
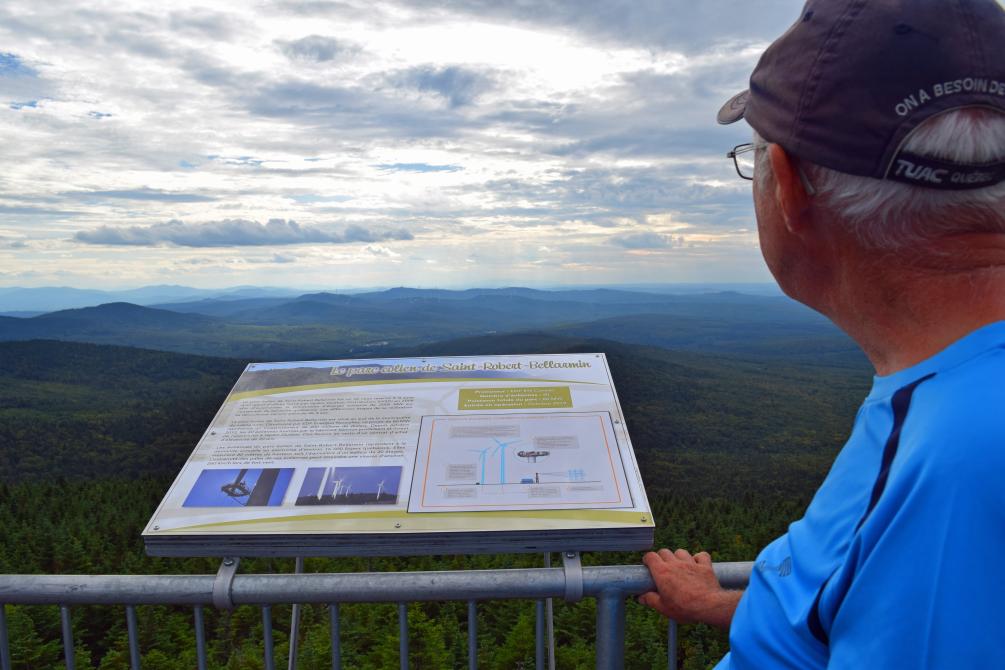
top-left (561, 551), bottom-right (583, 602)
top-left (212, 557), bottom-right (241, 610)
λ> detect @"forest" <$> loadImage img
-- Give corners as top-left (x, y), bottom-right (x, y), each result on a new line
top-left (0, 336), bottom-right (871, 669)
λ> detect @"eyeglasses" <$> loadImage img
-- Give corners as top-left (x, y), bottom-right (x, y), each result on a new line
top-left (727, 143), bottom-right (759, 180)
top-left (726, 142), bottom-right (817, 195)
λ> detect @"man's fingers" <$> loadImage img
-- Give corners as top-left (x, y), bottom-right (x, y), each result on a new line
top-left (657, 548), bottom-right (675, 561)
top-left (643, 551), bottom-right (667, 572)
top-left (674, 548), bottom-right (694, 562)
top-left (637, 591), bottom-right (661, 610)
top-left (694, 551), bottom-right (712, 566)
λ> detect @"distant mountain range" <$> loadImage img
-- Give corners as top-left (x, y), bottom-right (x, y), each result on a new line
top-left (0, 286), bottom-right (867, 367)
top-left (0, 284), bottom-right (306, 312)
top-left (0, 283), bottom-right (782, 313)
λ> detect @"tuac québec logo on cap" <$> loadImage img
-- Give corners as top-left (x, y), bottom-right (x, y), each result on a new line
top-left (888, 152), bottom-right (1005, 190)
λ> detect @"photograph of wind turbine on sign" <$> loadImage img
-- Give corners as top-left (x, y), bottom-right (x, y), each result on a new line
top-left (183, 468), bottom-right (294, 507)
top-left (295, 466), bottom-right (402, 506)
top-left (408, 412), bottom-right (633, 512)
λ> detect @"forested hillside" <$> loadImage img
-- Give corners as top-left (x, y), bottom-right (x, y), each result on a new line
top-left (0, 337), bottom-right (871, 668)
top-left (0, 341), bottom-right (244, 480)
top-left (0, 337), bottom-right (868, 498)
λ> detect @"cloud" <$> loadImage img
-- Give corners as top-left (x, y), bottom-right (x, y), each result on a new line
top-left (243, 78), bottom-right (472, 139)
top-left (0, 204), bottom-right (82, 217)
top-left (290, 194), bottom-right (353, 203)
top-left (271, 253), bottom-right (297, 263)
top-left (277, 35), bottom-right (359, 62)
top-left (67, 187), bottom-right (216, 203)
top-left (168, 9), bottom-right (243, 39)
top-left (390, 65), bottom-right (495, 107)
top-left (376, 163), bottom-right (462, 173)
top-left (74, 218), bottom-right (414, 247)
top-left (364, 244), bottom-right (400, 257)
top-left (0, 235), bottom-right (29, 249)
top-left (390, 0), bottom-right (798, 54)
top-left (246, 80), bottom-right (363, 117)
top-left (270, 1), bottom-right (378, 20)
top-left (610, 231), bottom-right (683, 249)
top-left (341, 224), bottom-right (413, 243)
top-left (0, 0), bottom-right (779, 286)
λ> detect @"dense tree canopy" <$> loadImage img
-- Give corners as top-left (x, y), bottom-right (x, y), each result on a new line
top-left (0, 339), bottom-right (869, 668)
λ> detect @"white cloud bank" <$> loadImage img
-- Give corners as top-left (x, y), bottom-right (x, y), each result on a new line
top-left (75, 218), bottom-right (413, 247)
top-left (0, 0), bottom-right (801, 289)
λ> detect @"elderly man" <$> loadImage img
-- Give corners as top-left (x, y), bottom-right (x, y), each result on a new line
top-left (639, 0), bottom-right (1005, 667)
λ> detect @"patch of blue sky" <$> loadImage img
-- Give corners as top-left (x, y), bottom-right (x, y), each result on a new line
top-left (87, 111), bottom-right (112, 119)
top-left (0, 53), bottom-right (36, 77)
top-left (9, 100), bottom-right (37, 110)
top-left (178, 160), bottom-right (197, 169)
top-left (290, 194), bottom-right (353, 203)
top-left (376, 162), bottom-right (463, 173)
top-left (217, 155), bottom-right (264, 167)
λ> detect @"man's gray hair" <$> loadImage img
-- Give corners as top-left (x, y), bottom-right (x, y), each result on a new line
top-left (756, 108), bottom-right (1005, 250)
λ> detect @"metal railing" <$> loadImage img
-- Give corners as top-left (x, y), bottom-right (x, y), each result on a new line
top-left (0, 561), bottom-right (753, 670)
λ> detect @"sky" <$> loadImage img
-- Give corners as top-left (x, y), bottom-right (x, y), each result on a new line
top-left (0, 0), bottom-right (805, 290)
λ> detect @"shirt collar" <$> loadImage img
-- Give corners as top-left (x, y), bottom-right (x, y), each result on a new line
top-left (867, 320), bottom-right (1005, 401)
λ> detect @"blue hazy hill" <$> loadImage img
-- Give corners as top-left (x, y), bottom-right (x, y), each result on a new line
top-left (0, 287), bottom-right (860, 366)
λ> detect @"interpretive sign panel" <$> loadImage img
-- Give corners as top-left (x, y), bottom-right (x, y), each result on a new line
top-left (143, 353), bottom-right (653, 557)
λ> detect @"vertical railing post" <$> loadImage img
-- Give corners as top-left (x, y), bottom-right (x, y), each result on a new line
top-left (126, 605), bottom-right (141, 670)
top-left (289, 556), bottom-right (304, 670)
top-left (329, 604), bottom-right (341, 670)
top-left (467, 600), bottom-right (477, 670)
top-left (60, 606), bottom-right (76, 670)
top-left (262, 606), bottom-right (276, 670)
top-left (0, 604), bottom-right (11, 670)
top-left (543, 552), bottom-right (556, 670)
top-left (594, 592), bottom-right (626, 670)
top-left (535, 600), bottom-right (545, 670)
top-left (193, 606), bottom-right (208, 670)
top-left (666, 620), bottom-right (678, 669)
top-left (398, 602), bottom-right (409, 670)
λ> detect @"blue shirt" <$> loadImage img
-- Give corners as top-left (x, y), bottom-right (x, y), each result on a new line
top-left (717, 321), bottom-right (1005, 669)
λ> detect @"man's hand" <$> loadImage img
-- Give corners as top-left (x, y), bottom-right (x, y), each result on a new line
top-left (638, 548), bottom-right (743, 630)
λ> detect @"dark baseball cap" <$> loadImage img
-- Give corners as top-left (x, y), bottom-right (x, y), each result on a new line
top-left (718, 0), bottom-right (1005, 191)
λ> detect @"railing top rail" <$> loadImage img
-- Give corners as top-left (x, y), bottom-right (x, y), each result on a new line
top-left (0, 562), bottom-right (752, 606)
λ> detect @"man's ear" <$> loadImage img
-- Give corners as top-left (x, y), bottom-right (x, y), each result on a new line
top-left (768, 144), bottom-right (811, 234)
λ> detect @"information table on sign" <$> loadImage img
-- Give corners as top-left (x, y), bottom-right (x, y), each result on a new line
top-left (143, 353), bottom-right (653, 557)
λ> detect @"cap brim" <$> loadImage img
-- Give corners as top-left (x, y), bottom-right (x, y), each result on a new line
top-left (717, 89), bottom-right (749, 125)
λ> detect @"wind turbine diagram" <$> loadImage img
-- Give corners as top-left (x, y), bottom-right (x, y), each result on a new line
top-left (468, 437), bottom-right (523, 485)
top-left (517, 450), bottom-right (549, 463)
